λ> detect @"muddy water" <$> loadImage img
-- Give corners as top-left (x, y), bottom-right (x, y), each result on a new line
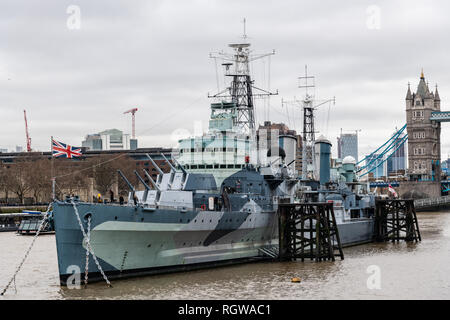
top-left (1, 211), bottom-right (449, 299)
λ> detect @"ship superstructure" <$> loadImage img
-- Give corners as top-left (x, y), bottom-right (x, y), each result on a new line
top-left (177, 38), bottom-right (276, 186)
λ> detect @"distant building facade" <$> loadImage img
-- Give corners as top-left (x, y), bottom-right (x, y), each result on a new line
top-left (387, 132), bottom-right (407, 175)
top-left (82, 129), bottom-right (138, 151)
top-left (337, 132), bottom-right (358, 162)
top-left (365, 153), bottom-right (384, 178)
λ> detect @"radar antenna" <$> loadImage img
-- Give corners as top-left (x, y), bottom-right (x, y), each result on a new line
top-left (298, 66), bottom-right (335, 180)
top-left (208, 19), bottom-right (278, 135)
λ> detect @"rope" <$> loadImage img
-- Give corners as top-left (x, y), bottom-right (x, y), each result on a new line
top-left (71, 200), bottom-right (112, 287)
top-left (1, 202), bottom-right (53, 296)
top-left (84, 216), bottom-right (91, 288)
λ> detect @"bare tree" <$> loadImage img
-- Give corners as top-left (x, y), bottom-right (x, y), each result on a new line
top-left (7, 161), bottom-right (32, 204)
top-left (87, 154), bottom-right (136, 197)
top-left (24, 157), bottom-right (52, 203)
top-left (53, 158), bottom-right (89, 200)
top-left (0, 164), bottom-right (13, 204)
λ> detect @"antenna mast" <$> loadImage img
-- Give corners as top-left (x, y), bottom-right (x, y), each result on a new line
top-left (23, 109), bottom-right (31, 152)
top-left (208, 19), bottom-right (277, 135)
top-left (298, 66), bottom-right (335, 180)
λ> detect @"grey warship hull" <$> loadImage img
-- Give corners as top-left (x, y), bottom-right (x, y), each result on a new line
top-left (53, 200), bottom-right (373, 285)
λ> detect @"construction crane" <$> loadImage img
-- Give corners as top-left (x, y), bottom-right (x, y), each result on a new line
top-left (23, 109), bottom-right (31, 152)
top-left (124, 107), bottom-right (138, 139)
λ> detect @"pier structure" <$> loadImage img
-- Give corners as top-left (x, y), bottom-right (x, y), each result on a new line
top-left (374, 199), bottom-right (421, 242)
top-left (278, 202), bottom-right (344, 262)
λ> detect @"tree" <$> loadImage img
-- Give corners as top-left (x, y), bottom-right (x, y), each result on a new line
top-left (0, 165), bottom-right (13, 204)
top-left (88, 154), bottom-right (136, 197)
top-left (26, 157), bottom-right (52, 203)
top-left (7, 161), bottom-right (32, 204)
top-left (53, 158), bottom-right (89, 200)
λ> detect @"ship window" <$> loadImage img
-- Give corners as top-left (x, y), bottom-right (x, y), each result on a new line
top-left (206, 165), bottom-right (213, 169)
top-left (214, 164), bottom-right (219, 168)
top-left (191, 148), bottom-right (194, 152)
top-left (227, 164), bottom-right (234, 168)
top-left (199, 165), bottom-right (205, 169)
top-left (192, 165), bottom-right (198, 169)
top-left (220, 164), bottom-right (226, 169)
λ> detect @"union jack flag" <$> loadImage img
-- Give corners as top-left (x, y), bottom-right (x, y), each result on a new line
top-left (52, 139), bottom-right (82, 158)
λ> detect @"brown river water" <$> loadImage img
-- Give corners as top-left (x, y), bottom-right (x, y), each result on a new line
top-left (0, 210), bottom-right (449, 300)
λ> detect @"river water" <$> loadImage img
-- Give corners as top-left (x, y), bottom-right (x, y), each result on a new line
top-left (1, 210), bottom-right (449, 300)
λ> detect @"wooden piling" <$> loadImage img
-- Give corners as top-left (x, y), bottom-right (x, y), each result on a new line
top-left (278, 203), bottom-right (344, 262)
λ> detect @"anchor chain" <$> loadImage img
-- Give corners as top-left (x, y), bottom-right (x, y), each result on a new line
top-left (84, 216), bottom-right (91, 287)
top-left (71, 200), bottom-right (112, 287)
top-left (1, 202), bottom-right (53, 296)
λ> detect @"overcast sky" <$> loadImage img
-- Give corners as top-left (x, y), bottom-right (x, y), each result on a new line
top-left (1, 0), bottom-right (449, 160)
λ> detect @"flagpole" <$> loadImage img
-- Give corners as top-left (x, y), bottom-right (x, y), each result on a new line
top-left (51, 136), bottom-right (55, 200)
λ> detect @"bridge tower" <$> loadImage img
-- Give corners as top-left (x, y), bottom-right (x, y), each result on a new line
top-left (405, 70), bottom-right (441, 182)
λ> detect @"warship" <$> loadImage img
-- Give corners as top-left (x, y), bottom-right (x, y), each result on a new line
top-left (52, 37), bottom-right (377, 286)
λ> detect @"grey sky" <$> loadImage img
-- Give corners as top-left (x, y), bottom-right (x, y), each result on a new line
top-left (1, 0), bottom-right (449, 160)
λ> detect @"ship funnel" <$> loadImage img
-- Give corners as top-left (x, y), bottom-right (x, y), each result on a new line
top-left (314, 135), bottom-right (332, 185)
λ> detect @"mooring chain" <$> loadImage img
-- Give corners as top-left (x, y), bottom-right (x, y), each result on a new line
top-left (71, 201), bottom-right (112, 287)
top-left (0, 202), bottom-right (53, 296)
top-left (84, 216), bottom-right (91, 287)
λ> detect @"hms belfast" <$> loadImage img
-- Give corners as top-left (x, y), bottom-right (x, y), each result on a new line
top-left (53, 37), bottom-right (299, 285)
top-left (53, 36), bottom-right (377, 286)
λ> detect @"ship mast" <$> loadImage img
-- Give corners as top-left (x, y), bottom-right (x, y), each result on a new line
top-left (209, 20), bottom-right (277, 135)
top-left (298, 66), bottom-right (335, 180)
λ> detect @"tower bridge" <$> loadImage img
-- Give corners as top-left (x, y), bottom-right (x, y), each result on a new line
top-left (361, 71), bottom-right (450, 200)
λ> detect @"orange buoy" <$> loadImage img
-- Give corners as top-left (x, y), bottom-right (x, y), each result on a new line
top-left (291, 277), bottom-right (301, 283)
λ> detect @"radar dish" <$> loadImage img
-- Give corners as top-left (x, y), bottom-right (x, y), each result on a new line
top-left (229, 43), bottom-right (250, 49)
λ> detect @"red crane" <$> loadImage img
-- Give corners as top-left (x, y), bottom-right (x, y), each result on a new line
top-left (23, 109), bottom-right (32, 152)
top-left (124, 107), bottom-right (138, 139)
